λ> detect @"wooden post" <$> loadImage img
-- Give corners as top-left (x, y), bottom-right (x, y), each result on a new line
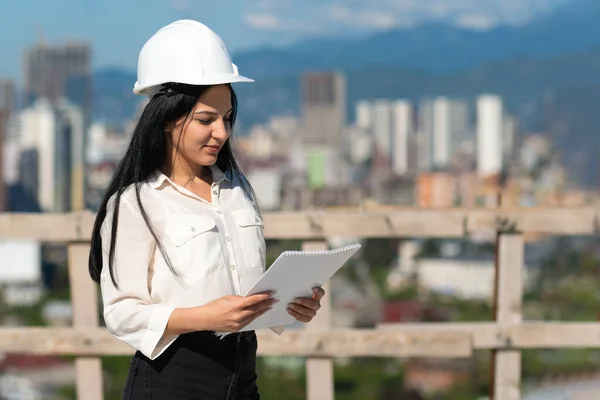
top-left (492, 233), bottom-right (524, 400)
top-left (68, 243), bottom-right (104, 400)
top-left (303, 241), bottom-right (334, 400)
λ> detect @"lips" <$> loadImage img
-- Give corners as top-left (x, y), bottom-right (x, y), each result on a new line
top-left (205, 145), bottom-right (221, 151)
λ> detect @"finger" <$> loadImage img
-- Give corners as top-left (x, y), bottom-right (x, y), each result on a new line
top-left (287, 307), bottom-right (311, 323)
top-left (239, 297), bottom-right (278, 320)
top-left (240, 291), bottom-right (275, 308)
top-left (288, 302), bottom-right (316, 319)
top-left (312, 286), bottom-right (325, 300)
top-left (243, 297), bottom-right (278, 314)
top-left (239, 305), bottom-right (272, 328)
top-left (293, 297), bottom-right (321, 311)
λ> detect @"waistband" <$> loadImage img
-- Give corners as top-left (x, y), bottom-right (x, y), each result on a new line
top-left (178, 330), bottom-right (256, 345)
top-left (134, 330), bottom-right (258, 368)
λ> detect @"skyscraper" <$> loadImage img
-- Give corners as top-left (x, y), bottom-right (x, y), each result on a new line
top-left (0, 79), bottom-right (16, 212)
top-left (301, 72), bottom-right (346, 148)
top-left (419, 97), bottom-right (469, 170)
top-left (23, 41), bottom-right (92, 208)
top-left (0, 80), bottom-right (15, 113)
top-left (477, 95), bottom-right (503, 177)
top-left (391, 100), bottom-right (415, 176)
top-left (300, 72), bottom-right (347, 186)
top-left (19, 99), bottom-right (85, 212)
top-left (372, 99), bottom-right (393, 160)
top-left (355, 101), bottom-right (373, 129)
top-left (23, 41), bottom-right (91, 121)
top-left (352, 99), bottom-right (416, 176)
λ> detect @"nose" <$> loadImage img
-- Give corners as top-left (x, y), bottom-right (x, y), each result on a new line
top-left (212, 118), bottom-right (230, 140)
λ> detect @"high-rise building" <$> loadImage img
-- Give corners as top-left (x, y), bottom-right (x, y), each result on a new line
top-left (0, 111), bottom-right (6, 212)
top-left (19, 99), bottom-right (86, 212)
top-left (417, 101), bottom-right (434, 172)
top-left (23, 41), bottom-right (91, 121)
top-left (391, 100), bottom-right (414, 176)
top-left (23, 42), bottom-right (91, 208)
top-left (477, 95), bottom-right (503, 177)
top-left (301, 72), bottom-right (347, 186)
top-left (0, 80), bottom-right (15, 113)
top-left (352, 99), bottom-right (415, 176)
top-left (503, 115), bottom-right (517, 161)
top-left (61, 102), bottom-right (86, 211)
top-left (0, 79), bottom-right (16, 212)
top-left (355, 101), bottom-right (373, 129)
top-left (18, 149), bottom-right (39, 206)
top-left (419, 97), bottom-right (469, 170)
top-left (432, 98), bottom-right (451, 167)
top-left (372, 100), bottom-right (393, 159)
top-left (301, 72), bottom-right (346, 147)
top-left (448, 101), bottom-right (470, 156)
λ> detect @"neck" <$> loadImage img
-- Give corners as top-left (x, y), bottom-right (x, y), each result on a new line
top-left (162, 154), bottom-right (212, 187)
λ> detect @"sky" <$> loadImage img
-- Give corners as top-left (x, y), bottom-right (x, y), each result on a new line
top-left (0, 0), bottom-right (572, 83)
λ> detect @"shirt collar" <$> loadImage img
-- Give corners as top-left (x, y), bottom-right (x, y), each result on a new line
top-left (147, 171), bottom-right (169, 189)
top-left (210, 164), bottom-right (230, 184)
top-left (147, 164), bottom-right (230, 190)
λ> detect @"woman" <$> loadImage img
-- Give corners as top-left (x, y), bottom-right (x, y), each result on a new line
top-left (88, 20), bottom-right (325, 399)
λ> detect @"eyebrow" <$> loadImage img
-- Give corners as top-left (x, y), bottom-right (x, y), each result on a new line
top-left (194, 108), bottom-right (233, 116)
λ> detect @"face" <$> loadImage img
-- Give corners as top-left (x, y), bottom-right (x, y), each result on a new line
top-left (168, 84), bottom-right (233, 172)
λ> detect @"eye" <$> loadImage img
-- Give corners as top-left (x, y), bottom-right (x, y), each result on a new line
top-left (197, 119), bottom-right (213, 125)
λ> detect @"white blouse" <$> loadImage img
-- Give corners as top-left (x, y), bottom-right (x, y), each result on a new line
top-left (99, 165), bottom-right (281, 360)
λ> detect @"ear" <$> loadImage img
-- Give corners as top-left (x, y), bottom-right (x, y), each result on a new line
top-left (165, 120), bottom-right (176, 134)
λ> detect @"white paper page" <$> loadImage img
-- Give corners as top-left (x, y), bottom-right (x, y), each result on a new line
top-left (240, 243), bottom-right (361, 332)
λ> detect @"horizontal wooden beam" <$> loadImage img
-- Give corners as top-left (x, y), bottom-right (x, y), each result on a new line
top-left (257, 329), bottom-right (471, 358)
top-left (377, 322), bottom-right (600, 349)
top-left (263, 210), bottom-right (466, 238)
top-left (0, 323), bottom-right (600, 357)
top-left (0, 208), bottom-right (598, 241)
top-left (466, 208), bottom-right (597, 235)
top-left (0, 212), bottom-right (89, 242)
top-left (0, 327), bottom-right (471, 358)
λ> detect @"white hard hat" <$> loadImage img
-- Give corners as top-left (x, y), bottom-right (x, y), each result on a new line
top-left (133, 20), bottom-right (254, 96)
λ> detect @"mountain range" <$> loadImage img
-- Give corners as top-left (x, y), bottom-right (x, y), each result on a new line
top-left (233, 0), bottom-right (600, 76)
top-left (93, 0), bottom-right (600, 186)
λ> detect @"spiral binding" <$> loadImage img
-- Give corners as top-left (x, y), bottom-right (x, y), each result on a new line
top-left (281, 243), bottom-right (361, 257)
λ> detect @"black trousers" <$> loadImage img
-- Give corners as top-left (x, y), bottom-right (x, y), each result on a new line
top-left (122, 331), bottom-right (260, 400)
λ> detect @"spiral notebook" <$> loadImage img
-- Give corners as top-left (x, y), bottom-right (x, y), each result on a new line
top-left (240, 243), bottom-right (361, 332)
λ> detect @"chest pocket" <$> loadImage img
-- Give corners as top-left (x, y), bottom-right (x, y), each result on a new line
top-left (164, 214), bottom-right (225, 283)
top-left (231, 209), bottom-right (266, 270)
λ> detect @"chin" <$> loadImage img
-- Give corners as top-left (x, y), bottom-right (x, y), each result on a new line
top-left (195, 156), bottom-right (217, 167)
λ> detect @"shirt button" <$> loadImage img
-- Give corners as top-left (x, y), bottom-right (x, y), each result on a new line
top-left (230, 264), bottom-right (236, 271)
top-left (213, 190), bottom-right (218, 195)
top-left (216, 210), bottom-right (222, 214)
top-left (191, 227), bottom-right (196, 232)
top-left (226, 236), bottom-right (231, 241)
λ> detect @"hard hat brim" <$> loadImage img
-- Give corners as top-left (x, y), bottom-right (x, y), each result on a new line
top-left (133, 74), bottom-right (255, 96)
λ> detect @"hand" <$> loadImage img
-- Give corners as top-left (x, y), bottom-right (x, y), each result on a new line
top-left (287, 286), bottom-right (325, 323)
top-left (198, 291), bottom-right (277, 332)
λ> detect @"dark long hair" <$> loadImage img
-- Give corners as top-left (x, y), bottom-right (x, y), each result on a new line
top-left (88, 83), bottom-right (256, 288)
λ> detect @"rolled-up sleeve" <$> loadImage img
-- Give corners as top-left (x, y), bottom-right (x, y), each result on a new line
top-left (99, 195), bottom-right (177, 360)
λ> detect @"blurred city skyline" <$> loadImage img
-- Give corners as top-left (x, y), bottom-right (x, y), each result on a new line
top-left (0, 0), bottom-right (577, 80)
top-left (3, 2), bottom-right (600, 399)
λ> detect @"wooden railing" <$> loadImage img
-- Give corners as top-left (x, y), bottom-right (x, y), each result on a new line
top-left (1, 208), bottom-right (599, 400)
